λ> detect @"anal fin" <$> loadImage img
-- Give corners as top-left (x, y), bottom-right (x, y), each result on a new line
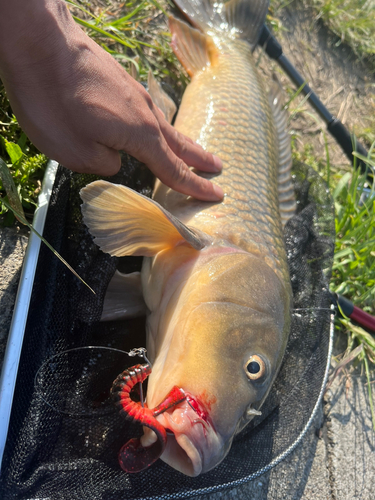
top-left (169, 16), bottom-right (212, 78)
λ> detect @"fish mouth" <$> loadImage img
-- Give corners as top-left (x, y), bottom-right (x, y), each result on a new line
top-left (162, 428), bottom-right (203, 476)
top-left (141, 394), bottom-right (223, 477)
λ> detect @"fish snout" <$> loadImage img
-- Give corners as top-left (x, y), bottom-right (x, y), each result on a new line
top-left (142, 396), bottom-right (224, 476)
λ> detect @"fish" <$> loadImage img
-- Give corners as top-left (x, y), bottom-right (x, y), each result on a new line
top-left (80, 0), bottom-right (296, 477)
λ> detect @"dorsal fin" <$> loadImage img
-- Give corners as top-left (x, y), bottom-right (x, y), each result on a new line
top-left (268, 77), bottom-right (296, 227)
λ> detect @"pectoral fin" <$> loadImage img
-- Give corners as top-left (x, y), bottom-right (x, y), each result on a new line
top-left (80, 180), bottom-right (208, 257)
top-left (101, 271), bottom-right (147, 321)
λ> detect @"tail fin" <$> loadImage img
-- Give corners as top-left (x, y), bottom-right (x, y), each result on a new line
top-left (172, 0), bottom-right (269, 48)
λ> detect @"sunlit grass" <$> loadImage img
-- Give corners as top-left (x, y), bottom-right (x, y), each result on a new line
top-left (270, 0), bottom-right (375, 68)
top-left (65, 0), bottom-right (188, 86)
top-left (332, 154), bottom-right (375, 314)
top-left (0, 97), bottom-right (47, 225)
top-left (309, 0), bottom-right (375, 67)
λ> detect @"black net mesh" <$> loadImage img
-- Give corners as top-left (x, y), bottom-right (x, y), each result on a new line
top-left (0, 156), bottom-right (335, 500)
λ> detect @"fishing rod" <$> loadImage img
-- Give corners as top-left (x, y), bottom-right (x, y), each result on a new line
top-left (331, 293), bottom-right (375, 333)
top-left (259, 25), bottom-right (372, 177)
top-left (257, 26), bottom-right (375, 332)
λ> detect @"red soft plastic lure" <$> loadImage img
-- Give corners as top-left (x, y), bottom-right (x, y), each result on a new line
top-left (111, 363), bottom-right (186, 472)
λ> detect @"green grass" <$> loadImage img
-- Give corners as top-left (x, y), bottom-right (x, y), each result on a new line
top-left (65, 0), bottom-right (187, 86)
top-left (332, 156), bottom-right (375, 314)
top-left (270, 0), bottom-right (375, 69)
top-left (291, 139), bottom-right (375, 313)
top-left (308, 0), bottom-right (375, 68)
top-left (0, 90), bottom-right (47, 224)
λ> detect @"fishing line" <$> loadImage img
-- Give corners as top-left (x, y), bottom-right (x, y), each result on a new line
top-left (34, 306), bottom-right (338, 419)
top-left (292, 308), bottom-right (334, 312)
top-left (34, 346), bottom-right (150, 417)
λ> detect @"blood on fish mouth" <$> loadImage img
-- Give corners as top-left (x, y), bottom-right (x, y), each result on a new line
top-left (185, 395), bottom-right (212, 434)
top-left (186, 395), bottom-right (209, 422)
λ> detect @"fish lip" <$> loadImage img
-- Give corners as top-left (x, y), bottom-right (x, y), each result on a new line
top-left (164, 431), bottom-right (204, 477)
top-left (150, 393), bottom-right (221, 476)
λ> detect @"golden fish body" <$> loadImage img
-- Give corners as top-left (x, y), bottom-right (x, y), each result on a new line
top-left (140, 19), bottom-right (292, 475)
top-left (154, 36), bottom-right (289, 285)
top-left (80, 0), bottom-right (294, 477)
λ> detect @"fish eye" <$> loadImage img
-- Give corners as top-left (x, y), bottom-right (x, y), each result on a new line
top-left (244, 355), bottom-right (266, 381)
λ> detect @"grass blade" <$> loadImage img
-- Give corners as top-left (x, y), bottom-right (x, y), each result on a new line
top-left (0, 196), bottom-right (96, 295)
top-left (108, 2), bottom-right (148, 25)
top-left (363, 355), bottom-right (375, 431)
top-left (72, 16), bottom-right (137, 49)
top-left (326, 343), bottom-right (364, 391)
top-left (0, 156), bottom-right (26, 223)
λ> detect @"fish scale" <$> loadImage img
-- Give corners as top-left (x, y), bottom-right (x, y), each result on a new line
top-left (154, 38), bottom-right (289, 284)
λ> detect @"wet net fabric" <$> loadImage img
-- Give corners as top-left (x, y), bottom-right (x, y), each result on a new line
top-left (0, 157), bottom-right (335, 500)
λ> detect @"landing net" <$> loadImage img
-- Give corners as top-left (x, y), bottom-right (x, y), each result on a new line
top-left (0, 155), bottom-right (335, 499)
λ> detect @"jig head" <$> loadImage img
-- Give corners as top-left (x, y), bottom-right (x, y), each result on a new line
top-left (111, 363), bottom-right (186, 473)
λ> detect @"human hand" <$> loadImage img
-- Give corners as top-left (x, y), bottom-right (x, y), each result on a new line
top-left (0, 0), bottom-right (223, 201)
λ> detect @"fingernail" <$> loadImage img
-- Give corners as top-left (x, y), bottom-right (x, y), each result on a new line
top-left (213, 155), bottom-right (223, 171)
top-left (213, 184), bottom-right (224, 200)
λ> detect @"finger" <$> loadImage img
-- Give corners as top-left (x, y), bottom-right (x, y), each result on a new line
top-left (158, 119), bottom-right (223, 173)
top-left (153, 106), bottom-right (202, 148)
top-left (183, 135), bottom-right (204, 148)
top-left (136, 135), bottom-right (224, 201)
top-left (158, 158), bottom-right (224, 202)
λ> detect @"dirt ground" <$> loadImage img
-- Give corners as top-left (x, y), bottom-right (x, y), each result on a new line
top-left (268, 2), bottom-right (375, 172)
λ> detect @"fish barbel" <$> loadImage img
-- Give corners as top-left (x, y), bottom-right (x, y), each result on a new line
top-left (80, 0), bottom-right (295, 477)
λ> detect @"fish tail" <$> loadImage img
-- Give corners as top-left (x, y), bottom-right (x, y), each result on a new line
top-left (172, 0), bottom-right (269, 48)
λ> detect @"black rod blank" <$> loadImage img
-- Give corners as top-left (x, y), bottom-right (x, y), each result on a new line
top-left (259, 25), bottom-right (371, 174)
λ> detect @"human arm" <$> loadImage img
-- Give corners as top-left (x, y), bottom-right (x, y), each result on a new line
top-left (0, 0), bottom-right (223, 201)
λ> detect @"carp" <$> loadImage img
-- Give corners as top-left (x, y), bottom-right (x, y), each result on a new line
top-left (80, 0), bottom-right (295, 477)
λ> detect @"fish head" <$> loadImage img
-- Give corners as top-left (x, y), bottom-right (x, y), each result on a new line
top-left (143, 251), bottom-right (291, 476)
